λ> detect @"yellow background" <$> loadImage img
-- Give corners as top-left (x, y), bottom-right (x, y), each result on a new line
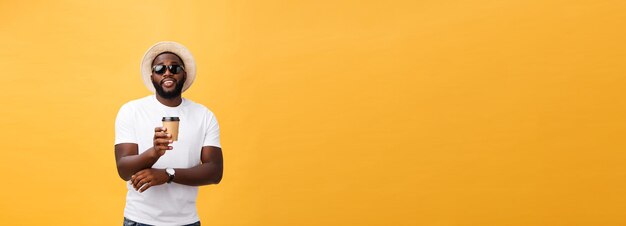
top-left (1, 0), bottom-right (625, 225)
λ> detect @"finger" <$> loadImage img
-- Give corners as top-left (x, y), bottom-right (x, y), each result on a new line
top-left (132, 177), bottom-right (140, 189)
top-left (138, 173), bottom-right (154, 192)
top-left (154, 145), bottom-right (173, 153)
top-left (155, 142), bottom-right (173, 150)
top-left (138, 178), bottom-right (150, 188)
top-left (154, 127), bottom-right (166, 132)
top-left (156, 145), bottom-right (173, 152)
top-left (131, 174), bottom-right (139, 187)
top-left (132, 174), bottom-right (146, 189)
top-left (139, 181), bottom-right (152, 193)
top-left (154, 131), bottom-right (171, 138)
top-left (155, 138), bottom-right (173, 145)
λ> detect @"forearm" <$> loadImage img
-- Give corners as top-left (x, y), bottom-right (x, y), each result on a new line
top-left (116, 147), bottom-right (160, 181)
top-left (173, 161), bottom-right (223, 186)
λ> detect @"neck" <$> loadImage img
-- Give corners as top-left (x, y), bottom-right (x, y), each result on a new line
top-left (156, 94), bottom-right (183, 107)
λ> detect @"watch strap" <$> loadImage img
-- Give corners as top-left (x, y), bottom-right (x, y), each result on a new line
top-left (166, 168), bottom-right (175, 183)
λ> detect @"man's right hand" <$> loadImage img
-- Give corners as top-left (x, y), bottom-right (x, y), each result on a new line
top-left (153, 127), bottom-right (173, 156)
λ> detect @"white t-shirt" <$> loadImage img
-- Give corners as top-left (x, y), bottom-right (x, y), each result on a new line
top-left (115, 95), bottom-right (221, 225)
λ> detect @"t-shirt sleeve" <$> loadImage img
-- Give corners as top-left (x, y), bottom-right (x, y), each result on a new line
top-left (115, 103), bottom-right (137, 145)
top-left (203, 111), bottom-right (221, 148)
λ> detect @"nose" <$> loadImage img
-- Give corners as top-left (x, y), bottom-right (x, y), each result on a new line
top-left (162, 68), bottom-right (174, 77)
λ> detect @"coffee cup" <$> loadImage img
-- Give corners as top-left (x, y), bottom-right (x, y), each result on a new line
top-left (162, 117), bottom-right (180, 141)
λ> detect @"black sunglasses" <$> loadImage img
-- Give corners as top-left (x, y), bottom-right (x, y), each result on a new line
top-left (152, 64), bottom-right (185, 75)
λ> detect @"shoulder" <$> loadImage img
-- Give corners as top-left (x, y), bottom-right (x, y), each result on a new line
top-left (119, 95), bottom-right (153, 109)
top-left (183, 98), bottom-right (217, 116)
top-left (117, 95), bottom-right (154, 116)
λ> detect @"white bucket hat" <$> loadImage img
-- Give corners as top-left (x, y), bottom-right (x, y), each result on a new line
top-left (140, 41), bottom-right (196, 93)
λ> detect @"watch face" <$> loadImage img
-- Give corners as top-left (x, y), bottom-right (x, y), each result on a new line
top-left (166, 168), bottom-right (175, 175)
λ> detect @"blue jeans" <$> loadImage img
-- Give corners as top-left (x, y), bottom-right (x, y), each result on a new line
top-left (123, 217), bottom-right (201, 226)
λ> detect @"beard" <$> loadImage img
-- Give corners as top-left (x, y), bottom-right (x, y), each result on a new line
top-left (152, 76), bottom-right (186, 99)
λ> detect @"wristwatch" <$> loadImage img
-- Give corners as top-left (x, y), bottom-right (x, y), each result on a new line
top-left (166, 168), bottom-right (175, 184)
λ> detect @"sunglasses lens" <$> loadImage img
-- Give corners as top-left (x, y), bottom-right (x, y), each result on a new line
top-left (171, 65), bottom-right (183, 74)
top-left (153, 65), bottom-right (184, 74)
top-left (153, 65), bottom-right (166, 74)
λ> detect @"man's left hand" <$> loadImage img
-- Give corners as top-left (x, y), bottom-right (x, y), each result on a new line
top-left (130, 168), bottom-right (169, 193)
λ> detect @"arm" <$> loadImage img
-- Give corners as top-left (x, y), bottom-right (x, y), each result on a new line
top-left (173, 146), bottom-right (224, 186)
top-left (130, 146), bottom-right (223, 192)
top-left (114, 127), bottom-right (173, 181)
top-left (130, 111), bottom-right (223, 192)
top-left (114, 144), bottom-right (158, 181)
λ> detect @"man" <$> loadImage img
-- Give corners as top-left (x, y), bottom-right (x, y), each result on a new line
top-left (115, 41), bottom-right (223, 226)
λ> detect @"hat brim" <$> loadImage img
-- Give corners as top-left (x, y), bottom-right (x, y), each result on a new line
top-left (141, 41), bottom-right (196, 93)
